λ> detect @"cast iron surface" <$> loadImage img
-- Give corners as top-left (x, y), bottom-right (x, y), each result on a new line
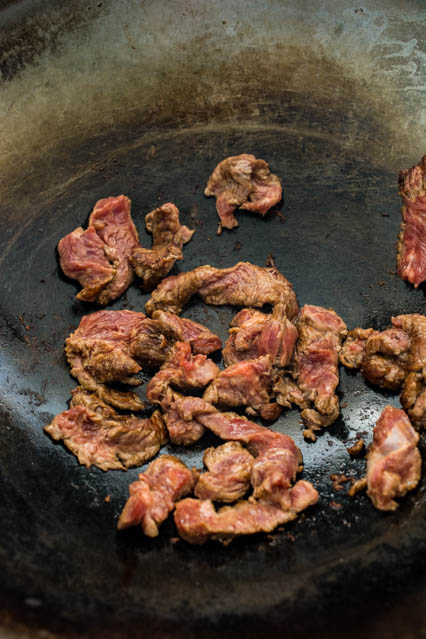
top-left (0, 1), bottom-right (425, 637)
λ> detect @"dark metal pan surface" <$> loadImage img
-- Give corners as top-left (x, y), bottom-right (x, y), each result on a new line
top-left (0, 1), bottom-right (425, 637)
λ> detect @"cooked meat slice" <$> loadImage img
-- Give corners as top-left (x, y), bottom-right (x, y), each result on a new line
top-left (203, 355), bottom-right (281, 421)
top-left (223, 304), bottom-right (298, 367)
top-left (129, 317), bottom-right (172, 368)
top-left (361, 328), bottom-right (411, 390)
top-left (88, 195), bottom-right (140, 303)
top-left (146, 343), bottom-right (219, 445)
top-left (366, 406), bottom-right (421, 511)
top-left (194, 442), bottom-right (254, 503)
top-left (58, 226), bottom-right (116, 302)
top-left (65, 310), bottom-right (146, 410)
top-left (394, 314), bottom-right (426, 428)
top-left (396, 156), bottom-right (426, 288)
top-left (204, 154), bottom-right (282, 232)
top-left (175, 480), bottom-right (318, 545)
top-left (339, 328), bottom-right (378, 369)
top-left (117, 455), bottom-right (194, 536)
top-left (131, 203), bottom-right (194, 291)
top-left (45, 388), bottom-right (167, 471)
top-left (145, 261), bottom-right (298, 319)
top-left (276, 305), bottom-right (347, 440)
top-left (151, 310), bottom-right (222, 355)
top-left (272, 376), bottom-right (308, 410)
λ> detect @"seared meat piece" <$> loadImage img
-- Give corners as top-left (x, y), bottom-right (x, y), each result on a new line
top-left (339, 328), bottom-right (378, 369)
top-left (145, 261), bottom-right (298, 319)
top-left (58, 227), bottom-right (116, 302)
top-left (131, 203), bottom-right (194, 291)
top-left (363, 406), bottom-right (421, 511)
top-left (151, 310), bottom-right (222, 355)
top-left (204, 154), bottom-right (282, 232)
top-left (396, 156), bottom-right (426, 288)
top-left (223, 304), bottom-right (298, 367)
top-left (65, 310), bottom-right (146, 411)
top-left (175, 481), bottom-right (318, 545)
top-left (59, 196), bottom-right (140, 304)
top-left (117, 455), bottom-right (194, 536)
top-left (203, 355), bottom-right (281, 421)
top-left (340, 314), bottom-right (426, 428)
top-left (194, 442), bottom-right (254, 503)
top-left (275, 305), bottom-right (347, 440)
top-left (147, 343), bottom-right (219, 445)
top-left (45, 388), bottom-right (167, 471)
top-left (272, 376), bottom-right (308, 410)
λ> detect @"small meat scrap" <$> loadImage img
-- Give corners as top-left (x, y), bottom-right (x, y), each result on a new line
top-left (58, 195), bottom-right (141, 304)
top-left (204, 154), bottom-right (282, 232)
top-left (145, 261), bottom-right (298, 319)
top-left (147, 342), bottom-right (219, 445)
top-left (45, 388), bottom-right (167, 471)
top-left (117, 455), bottom-right (194, 536)
top-left (330, 473), bottom-right (355, 492)
top-left (194, 442), bottom-right (254, 503)
top-left (222, 304), bottom-right (298, 368)
top-left (347, 439), bottom-right (365, 457)
top-left (151, 310), bottom-right (221, 355)
top-left (396, 155), bottom-right (426, 288)
top-left (131, 203), bottom-right (194, 291)
top-left (170, 397), bottom-right (318, 543)
top-left (65, 310), bottom-right (147, 411)
top-left (203, 355), bottom-right (281, 421)
top-left (275, 305), bottom-right (347, 440)
top-left (339, 314), bottom-right (426, 428)
top-left (366, 406), bottom-right (421, 511)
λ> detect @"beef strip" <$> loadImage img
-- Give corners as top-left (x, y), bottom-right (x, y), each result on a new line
top-left (171, 397), bottom-right (318, 544)
top-left (339, 328), bottom-right (378, 369)
top-left (194, 441), bottom-right (254, 503)
top-left (339, 314), bottom-right (426, 428)
top-left (131, 203), bottom-right (194, 291)
top-left (353, 406), bottom-right (421, 511)
top-left (58, 196), bottom-right (140, 304)
top-left (145, 260), bottom-right (298, 319)
top-left (146, 342), bottom-right (219, 445)
top-left (65, 310), bottom-right (146, 411)
top-left (203, 355), bottom-right (281, 420)
top-left (117, 455), bottom-right (194, 536)
top-left (204, 154), bottom-right (282, 232)
top-left (396, 155), bottom-right (426, 288)
top-left (45, 388), bottom-right (167, 471)
top-left (151, 310), bottom-right (222, 355)
top-left (275, 305), bottom-right (347, 440)
top-left (223, 304), bottom-right (298, 367)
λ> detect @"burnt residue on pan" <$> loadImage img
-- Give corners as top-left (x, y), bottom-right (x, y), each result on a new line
top-left (0, 1), bottom-right (425, 638)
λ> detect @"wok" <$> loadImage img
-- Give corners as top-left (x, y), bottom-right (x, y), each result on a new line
top-left (1, 1), bottom-right (425, 637)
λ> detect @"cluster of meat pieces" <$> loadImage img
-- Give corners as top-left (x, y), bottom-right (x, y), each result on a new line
top-left (396, 155), bottom-right (426, 288)
top-left (58, 197), bottom-right (194, 303)
top-left (339, 313), bottom-right (426, 429)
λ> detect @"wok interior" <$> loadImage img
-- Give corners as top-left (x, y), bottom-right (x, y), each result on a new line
top-left (0, 1), bottom-right (425, 637)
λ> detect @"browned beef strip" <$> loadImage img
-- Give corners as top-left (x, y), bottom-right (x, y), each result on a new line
top-left (204, 154), bottom-right (282, 232)
top-left (58, 196), bottom-right (140, 305)
top-left (45, 388), bottom-right (167, 471)
top-left (393, 314), bottom-right (426, 428)
top-left (131, 203), bottom-right (194, 291)
top-left (353, 406), bottom-right (421, 511)
top-left (203, 355), bottom-right (281, 421)
top-left (117, 455), bottom-right (194, 536)
top-left (339, 328), bottom-right (378, 369)
top-left (274, 305), bottom-right (347, 441)
top-left (58, 226), bottom-right (117, 302)
top-left (172, 397), bottom-right (318, 544)
top-left (223, 304), bottom-right (298, 367)
top-left (65, 310), bottom-right (147, 411)
top-left (151, 310), bottom-right (222, 355)
top-left (146, 343), bottom-right (219, 445)
top-left (145, 261), bottom-right (298, 319)
top-left (396, 156), bottom-right (426, 288)
top-left (194, 442), bottom-right (254, 503)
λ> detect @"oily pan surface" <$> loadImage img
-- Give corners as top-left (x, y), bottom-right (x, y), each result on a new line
top-left (1, 127), bottom-right (426, 637)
